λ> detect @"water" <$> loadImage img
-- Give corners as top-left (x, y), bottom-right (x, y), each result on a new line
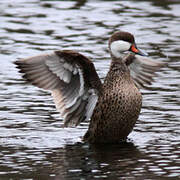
top-left (0, 0), bottom-right (180, 179)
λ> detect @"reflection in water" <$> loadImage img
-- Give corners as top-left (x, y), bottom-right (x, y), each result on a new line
top-left (0, 142), bottom-right (178, 179)
top-left (58, 142), bottom-right (142, 180)
top-left (0, 0), bottom-right (180, 179)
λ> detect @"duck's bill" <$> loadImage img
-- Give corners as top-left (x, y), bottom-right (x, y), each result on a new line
top-left (130, 44), bottom-right (148, 56)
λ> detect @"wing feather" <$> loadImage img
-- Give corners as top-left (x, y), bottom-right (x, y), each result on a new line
top-left (126, 54), bottom-right (166, 88)
top-left (15, 50), bottom-right (102, 127)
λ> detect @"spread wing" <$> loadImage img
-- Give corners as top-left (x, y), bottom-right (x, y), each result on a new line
top-left (124, 54), bottom-right (166, 89)
top-left (15, 50), bottom-right (102, 127)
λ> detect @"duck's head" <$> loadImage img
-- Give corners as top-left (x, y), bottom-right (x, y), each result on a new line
top-left (109, 31), bottom-right (147, 58)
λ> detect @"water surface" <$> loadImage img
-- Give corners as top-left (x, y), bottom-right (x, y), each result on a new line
top-left (0, 0), bottom-right (180, 179)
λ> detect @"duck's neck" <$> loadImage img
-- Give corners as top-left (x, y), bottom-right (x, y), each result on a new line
top-left (109, 53), bottom-right (128, 73)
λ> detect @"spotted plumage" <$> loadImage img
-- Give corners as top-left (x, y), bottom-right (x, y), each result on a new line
top-left (14, 31), bottom-right (165, 143)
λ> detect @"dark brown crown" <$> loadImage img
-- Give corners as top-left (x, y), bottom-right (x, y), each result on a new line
top-left (109, 31), bottom-right (135, 47)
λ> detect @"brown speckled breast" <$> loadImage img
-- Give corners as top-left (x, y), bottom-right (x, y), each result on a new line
top-left (84, 61), bottom-right (142, 143)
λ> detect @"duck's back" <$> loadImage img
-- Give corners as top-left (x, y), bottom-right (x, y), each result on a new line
top-left (84, 61), bottom-right (142, 143)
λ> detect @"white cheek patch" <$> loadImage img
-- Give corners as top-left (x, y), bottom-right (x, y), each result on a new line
top-left (110, 40), bottom-right (131, 58)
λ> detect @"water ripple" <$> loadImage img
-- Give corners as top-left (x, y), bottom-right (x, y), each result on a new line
top-left (0, 0), bottom-right (180, 179)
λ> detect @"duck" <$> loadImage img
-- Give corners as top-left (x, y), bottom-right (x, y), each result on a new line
top-left (15, 31), bottom-right (165, 143)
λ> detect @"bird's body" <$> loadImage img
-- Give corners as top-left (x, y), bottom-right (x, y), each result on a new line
top-left (15, 31), bottom-right (165, 143)
top-left (84, 57), bottom-right (142, 143)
